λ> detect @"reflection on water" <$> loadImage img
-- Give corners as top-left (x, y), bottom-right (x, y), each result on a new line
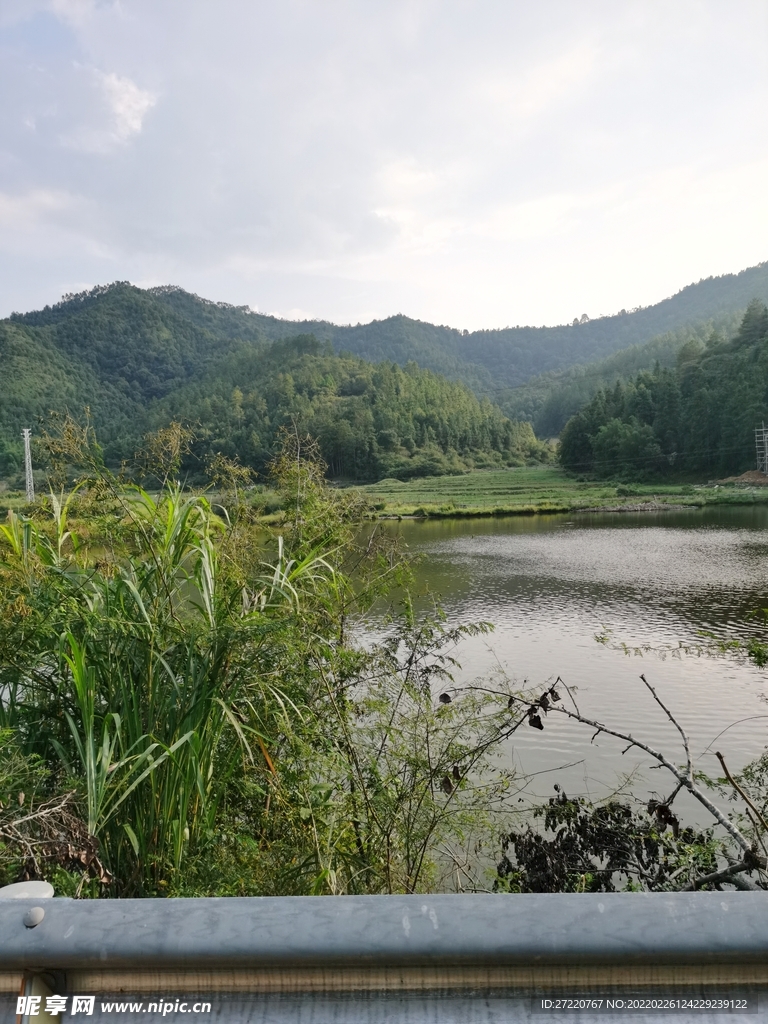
top-left (380, 506), bottom-right (768, 805)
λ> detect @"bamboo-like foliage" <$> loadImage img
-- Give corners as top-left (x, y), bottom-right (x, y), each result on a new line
top-left (0, 464), bottom-right (340, 893)
top-left (0, 421), bottom-right (537, 896)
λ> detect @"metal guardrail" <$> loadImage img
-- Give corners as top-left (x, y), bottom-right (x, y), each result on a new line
top-left (3, 892), bottom-right (768, 969)
top-left (2, 893), bottom-right (767, 1021)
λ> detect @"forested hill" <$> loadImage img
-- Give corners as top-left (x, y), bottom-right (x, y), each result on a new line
top-left (0, 285), bottom-right (544, 481)
top-left (11, 259), bottom-right (767, 400)
top-left (558, 301), bottom-right (768, 480)
top-left (149, 286), bottom-right (496, 393)
top-left (503, 309), bottom-right (744, 438)
top-left (145, 262), bottom-right (768, 392)
top-left (157, 336), bottom-right (545, 482)
top-left (2, 260), bottom-right (767, 478)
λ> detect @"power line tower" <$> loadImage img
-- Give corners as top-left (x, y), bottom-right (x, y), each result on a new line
top-left (756, 422), bottom-right (768, 476)
top-left (21, 428), bottom-right (34, 503)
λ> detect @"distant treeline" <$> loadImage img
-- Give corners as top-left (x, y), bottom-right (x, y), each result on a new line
top-left (2, 258), bottom-right (768, 456)
top-left (558, 301), bottom-right (768, 479)
top-left (159, 336), bottom-right (546, 481)
top-left (0, 278), bottom-right (546, 481)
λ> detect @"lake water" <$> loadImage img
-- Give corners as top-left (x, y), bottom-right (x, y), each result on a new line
top-left (381, 506), bottom-right (768, 813)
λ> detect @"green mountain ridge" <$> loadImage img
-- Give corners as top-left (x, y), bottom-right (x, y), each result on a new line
top-left (146, 259), bottom-right (768, 389)
top-left (2, 260), bottom-right (767, 481)
top-left (12, 258), bottom-right (768, 396)
top-left (503, 310), bottom-right (745, 437)
top-left (558, 300), bottom-right (768, 480)
top-left (156, 335), bottom-right (545, 482)
top-left (0, 285), bottom-right (544, 481)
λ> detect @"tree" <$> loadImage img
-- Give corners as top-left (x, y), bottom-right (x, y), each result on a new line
top-left (591, 418), bottom-right (663, 479)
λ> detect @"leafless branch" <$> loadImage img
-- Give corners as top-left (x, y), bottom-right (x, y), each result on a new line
top-left (663, 779), bottom-right (685, 807)
top-left (548, 704), bottom-right (752, 854)
top-left (556, 676), bottom-right (580, 716)
top-left (639, 674), bottom-right (693, 786)
top-left (715, 750), bottom-right (768, 834)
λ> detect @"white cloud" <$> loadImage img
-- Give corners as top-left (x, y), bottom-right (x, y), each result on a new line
top-left (278, 307), bottom-right (319, 322)
top-left (97, 70), bottom-right (155, 140)
top-left (48, 0), bottom-right (108, 28)
top-left (470, 41), bottom-right (600, 125)
top-left (477, 191), bottom-right (597, 243)
top-left (0, 188), bottom-right (76, 228)
top-left (58, 66), bottom-right (156, 152)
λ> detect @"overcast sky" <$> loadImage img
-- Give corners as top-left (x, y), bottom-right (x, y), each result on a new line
top-left (1, 0), bottom-right (766, 329)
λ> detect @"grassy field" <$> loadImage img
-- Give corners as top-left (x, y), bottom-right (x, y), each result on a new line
top-left (3, 466), bottom-right (767, 521)
top-left (351, 466), bottom-right (768, 517)
top-left (0, 492), bottom-right (33, 515)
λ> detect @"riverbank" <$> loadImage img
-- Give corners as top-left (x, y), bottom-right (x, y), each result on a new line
top-left (351, 466), bottom-right (768, 518)
top-left (4, 466), bottom-right (767, 523)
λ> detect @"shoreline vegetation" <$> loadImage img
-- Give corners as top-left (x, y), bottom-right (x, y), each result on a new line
top-left (349, 465), bottom-right (768, 520)
top-left (3, 465), bottom-right (768, 522)
top-left (2, 424), bottom-right (767, 895)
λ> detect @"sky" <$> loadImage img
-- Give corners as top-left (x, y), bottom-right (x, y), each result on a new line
top-left (0, 0), bottom-right (767, 330)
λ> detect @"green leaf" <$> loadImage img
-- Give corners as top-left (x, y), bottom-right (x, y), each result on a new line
top-left (123, 822), bottom-right (140, 856)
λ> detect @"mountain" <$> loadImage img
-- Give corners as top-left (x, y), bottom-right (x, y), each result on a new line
top-left (1, 259), bottom-right (767, 478)
top-left (156, 335), bottom-right (545, 482)
top-left (16, 258), bottom-right (765, 401)
top-left (0, 286), bottom-right (543, 481)
top-left (149, 261), bottom-right (768, 394)
top-left (557, 301), bottom-right (768, 480)
top-left (502, 309), bottom-right (744, 437)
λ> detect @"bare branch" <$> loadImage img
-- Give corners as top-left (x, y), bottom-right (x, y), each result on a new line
top-left (556, 676), bottom-right (580, 716)
top-left (715, 751), bottom-right (768, 834)
top-left (1, 791), bottom-right (77, 830)
top-left (664, 779), bottom-right (685, 808)
top-left (549, 704), bottom-right (752, 854)
top-left (640, 674), bottom-right (693, 787)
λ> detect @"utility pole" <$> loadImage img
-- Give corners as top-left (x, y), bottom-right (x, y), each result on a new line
top-left (22, 428), bottom-right (34, 503)
top-left (755, 423), bottom-right (768, 476)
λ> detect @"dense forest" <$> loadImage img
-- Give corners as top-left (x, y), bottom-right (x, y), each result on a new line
top-left (0, 284), bottom-right (544, 481)
top-left (155, 335), bottom-right (545, 481)
top-left (1, 285), bottom-right (218, 473)
top-left (3, 259), bottom-right (766, 457)
top-left (2, 264), bottom-right (767, 482)
top-left (502, 312), bottom-right (744, 438)
top-left (146, 261), bottom-right (768, 395)
top-left (558, 301), bottom-right (768, 479)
